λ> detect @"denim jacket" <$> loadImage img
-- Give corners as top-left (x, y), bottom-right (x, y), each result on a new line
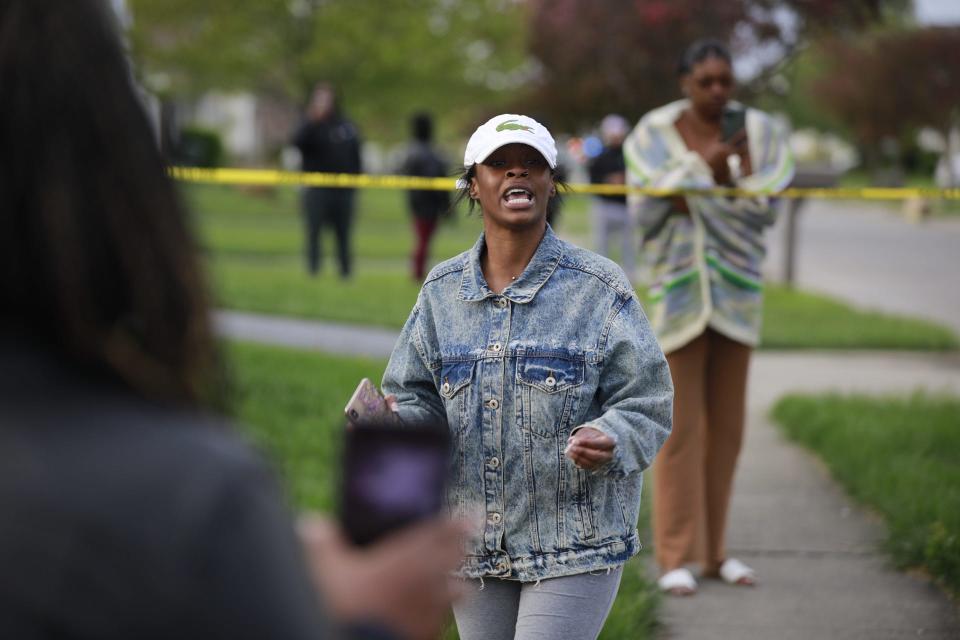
top-left (382, 227), bottom-right (672, 581)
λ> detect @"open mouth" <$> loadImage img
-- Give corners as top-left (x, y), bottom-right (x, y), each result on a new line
top-left (502, 187), bottom-right (535, 209)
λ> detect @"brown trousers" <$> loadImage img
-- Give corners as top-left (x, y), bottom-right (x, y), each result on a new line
top-left (653, 328), bottom-right (751, 573)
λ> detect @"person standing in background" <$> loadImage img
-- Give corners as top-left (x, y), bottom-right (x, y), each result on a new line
top-left (293, 83), bottom-right (362, 278)
top-left (624, 39), bottom-right (795, 596)
top-left (401, 112), bottom-right (450, 281)
top-left (588, 114), bottom-right (636, 280)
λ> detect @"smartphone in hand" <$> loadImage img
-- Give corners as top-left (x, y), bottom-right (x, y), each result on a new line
top-left (345, 378), bottom-right (398, 427)
top-left (721, 106), bottom-right (747, 145)
top-left (339, 422), bottom-right (449, 546)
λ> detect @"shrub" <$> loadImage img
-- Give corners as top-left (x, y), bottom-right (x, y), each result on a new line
top-left (177, 126), bottom-right (225, 167)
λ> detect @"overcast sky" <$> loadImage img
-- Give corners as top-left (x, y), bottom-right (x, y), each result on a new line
top-left (915, 0), bottom-right (960, 24)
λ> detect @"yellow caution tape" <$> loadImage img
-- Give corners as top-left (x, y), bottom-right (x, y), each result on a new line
top-left (169, 167), bottom-right (960, 200)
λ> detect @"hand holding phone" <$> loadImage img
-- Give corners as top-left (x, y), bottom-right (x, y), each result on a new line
top-left (339, 422), bottom-right (450, 546)
top-left (345, 378), bottom-right (398, 427)
top-left (721, 106), bottom-right (747, 144)
top-left (703, 106), bottom-right (750, 183)
top-left (298, 514), bottom-right (465, 639)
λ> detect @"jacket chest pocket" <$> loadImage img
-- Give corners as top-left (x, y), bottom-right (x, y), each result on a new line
top-left (516, 353), bottom-right (585, 438)
top-left (439, 359), bottom-right (475, 434)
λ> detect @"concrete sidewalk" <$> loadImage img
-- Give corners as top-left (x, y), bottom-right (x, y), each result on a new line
top-left (216, 310), bottom-right (960, 638)
top-left (215, 310), bottom-right (398, 359)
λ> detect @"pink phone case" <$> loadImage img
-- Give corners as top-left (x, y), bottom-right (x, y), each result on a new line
top-left (344, 378), bottom-right (396, 426)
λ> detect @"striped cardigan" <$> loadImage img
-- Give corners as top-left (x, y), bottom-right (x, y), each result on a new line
top-left (624, 100), bottom-right (795, 354)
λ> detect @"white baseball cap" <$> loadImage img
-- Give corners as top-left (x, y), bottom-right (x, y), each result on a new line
top-left (463, 114), bottom-right (558, 169)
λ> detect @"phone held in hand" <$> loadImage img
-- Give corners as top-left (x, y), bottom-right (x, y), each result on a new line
top-left (721, 106), bottom-right (747, 144)
top-left (345, 378), bottom-right (398, 427)
top-left (339, 422), bottom-right (450, 546)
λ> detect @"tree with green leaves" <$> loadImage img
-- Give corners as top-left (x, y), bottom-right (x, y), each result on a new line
top-left (521, 0), bottom-right (911, 130)
top-left (127, 0), bottom-right (534, 141)
top-left (812, 26), bottom-right (960, 178)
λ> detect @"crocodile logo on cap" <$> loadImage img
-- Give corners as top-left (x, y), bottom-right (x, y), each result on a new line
top-left (496, 119), bottom-right (534, 133)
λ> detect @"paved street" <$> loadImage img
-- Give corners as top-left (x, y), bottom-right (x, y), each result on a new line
top-left (766, 199), bottom-right (960, 334)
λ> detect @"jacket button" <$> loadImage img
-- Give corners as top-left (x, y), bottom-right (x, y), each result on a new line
top-left (496, 562), bottom-right (508, 573)
top-left (489, 512), bottom-right (502, 524)
top-left (489, 343), bottom-right (502, 352)
top-left (488, 456), bottom-right (500, 468)
top-left (441, 382), bottom-right (451, 394)
top-left (545, 376), bottom-right (556, 387)
top-left (494, 297), bottom-right (507, 308)
top-left (486, 398), bottom-right (499, 410)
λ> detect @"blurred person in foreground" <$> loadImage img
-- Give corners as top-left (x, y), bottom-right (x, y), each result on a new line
top-left (624, 39), bottom-right (795, 596)
top-left (293, 82), bottom-right (362, 278)
top-left (0, 2), bottom-right (462, 638)
top-left (401, 112), bottom-right (451, 281)
top-left (588, 114), bottom-right (636, 279)
top-left (382, 114), bottom-right (673, 640)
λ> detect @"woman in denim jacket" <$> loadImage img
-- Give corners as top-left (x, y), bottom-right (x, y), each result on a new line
top-left (382, 114), bottom-right (673, 640)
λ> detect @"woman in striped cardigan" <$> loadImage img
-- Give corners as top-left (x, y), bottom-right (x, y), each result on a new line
top-left (624, 39), bottom-right (795, 596)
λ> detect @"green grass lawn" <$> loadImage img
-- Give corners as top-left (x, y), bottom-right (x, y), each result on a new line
top-left (188, 183), bottom-right (957, 349)
top-left (772, 392), bottom-right (960, 596)
top-left (227, 340), bottom-right (659, 638)
top-left (188, 182), bottom-right (590, 263)
top-left (762, 287), bottom-right (957, 350)
top-left (227, 340), bottom-right (388, 510)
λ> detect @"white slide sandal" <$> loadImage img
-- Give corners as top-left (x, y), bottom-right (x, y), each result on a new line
top-left (658, 568), bottom-right (697, 596)
top-left (719, 558), bottom-right (756, 586)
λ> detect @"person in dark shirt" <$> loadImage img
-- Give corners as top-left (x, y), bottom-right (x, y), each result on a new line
top-left (588, 114), bottom-right (637, 279)
top-left (0, 2), bottom-right (462, 638)
top-left (293, 84), bottom-right (363, 278)
top-left (0, 347), bottom-right (335, 640)
top-left (401, 112), bottom-right (451, 281)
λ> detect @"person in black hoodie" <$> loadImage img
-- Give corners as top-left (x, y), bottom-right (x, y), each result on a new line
top-left (293, 84), bottom-right (363, 278)
top-left (0, 2), bottom-right (462, 638)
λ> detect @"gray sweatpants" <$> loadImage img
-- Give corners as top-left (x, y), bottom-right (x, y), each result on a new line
top-left (452, 566), bottom-right (624, 640)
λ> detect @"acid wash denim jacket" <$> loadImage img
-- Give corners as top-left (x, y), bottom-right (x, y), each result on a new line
top-left (382, 226), bottom-right (673, 581)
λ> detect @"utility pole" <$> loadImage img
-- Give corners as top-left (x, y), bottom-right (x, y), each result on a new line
top-left (783, 167), bottom-right (840, 288)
